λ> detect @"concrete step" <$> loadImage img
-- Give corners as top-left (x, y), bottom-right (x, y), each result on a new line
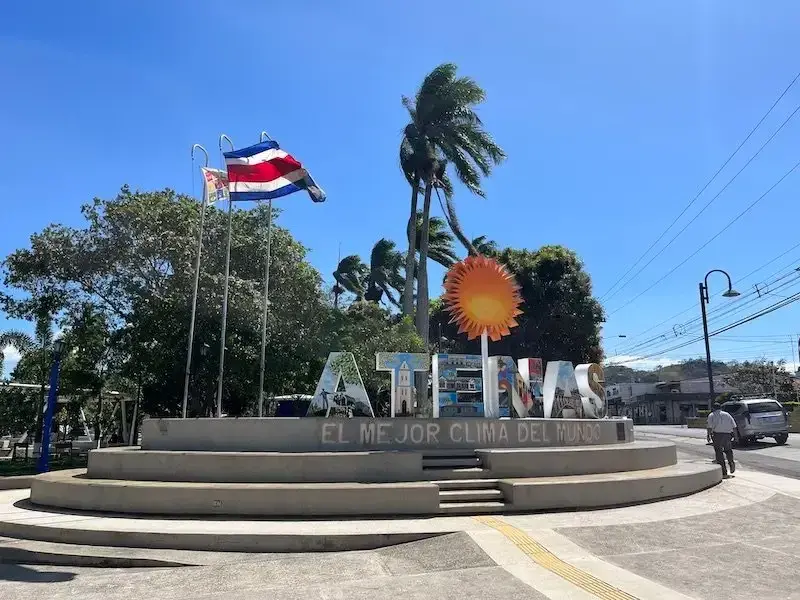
top-left (432, 479), bottom-right (500, 491)
top-left (420, 449), bottom-right (480, 458)
top-left (0, 535), bottom-right (194, 568)
top-left (438, 489), bottom-right (504, 503)
top-left (439, 501), bottom-right (507, 515)
top-left (423, 467), bottom-right (493, 480)
top-left (422, 457), bottom-right (482, 469)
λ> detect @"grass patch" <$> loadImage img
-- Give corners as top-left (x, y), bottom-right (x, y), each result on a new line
top-left (0, 455), bottom-right (88, 477)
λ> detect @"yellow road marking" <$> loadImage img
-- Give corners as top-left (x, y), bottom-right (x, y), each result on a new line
top-left (474, 516), bottom-right (639, 600)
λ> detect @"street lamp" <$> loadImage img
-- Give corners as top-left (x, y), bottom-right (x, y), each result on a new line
top-left (37, 338), bottom-right (66, 473)
top-left (699, 269), bottom-right (740, 409)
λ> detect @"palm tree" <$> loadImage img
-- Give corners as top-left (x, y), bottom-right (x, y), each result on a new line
top-left (412, 213), bottom-right (458, 268)
top-left (0, 330), bottom-right (34, 379)
top-left (331, 283), bottom-right (345, 309)
top-left (400, 63), bottom-right (505, 345)
top-left (363, 239), bottom-right (405, 307)
top-left (333, 240), bottom-right (405, 308)
top-left (471, 235), bottom-right (499, 257)
top-left (400, 137), bottom-right (422, 317)
top-left (333, 255), bottom-right (368, 301)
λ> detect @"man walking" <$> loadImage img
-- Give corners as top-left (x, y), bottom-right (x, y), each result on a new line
top-left (707, 401), bottom-right (736, 478)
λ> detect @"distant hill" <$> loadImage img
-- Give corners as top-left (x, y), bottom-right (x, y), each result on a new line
top-left (604, 359), bottom-right (731, 385)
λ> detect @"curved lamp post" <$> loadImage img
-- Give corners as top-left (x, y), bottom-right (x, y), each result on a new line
top-left (37, 338), bottom-right (66, 473)
top-left (699, 269), bottom-right (740, 409)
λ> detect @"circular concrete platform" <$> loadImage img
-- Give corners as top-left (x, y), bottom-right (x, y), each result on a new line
top-left (24, 418), bottom-right (723, 519)
top-left (0, 464), bottom-right (733, 553)
top-left (85, 439), bottom-right (678, 483)
top-left (29, 460), bottom-right (720, 517)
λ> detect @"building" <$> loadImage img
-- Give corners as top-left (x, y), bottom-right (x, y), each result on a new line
top-left (396, 361), bottom-right (413, 415)
top-left (605, 376), bottom-right (738, 425)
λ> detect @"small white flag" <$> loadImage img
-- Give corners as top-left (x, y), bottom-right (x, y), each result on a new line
top-left (201, 167), bottom-right (230, 206)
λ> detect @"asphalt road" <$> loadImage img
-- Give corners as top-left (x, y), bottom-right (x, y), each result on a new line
top-left (635, 424), bottom-right (800, 479)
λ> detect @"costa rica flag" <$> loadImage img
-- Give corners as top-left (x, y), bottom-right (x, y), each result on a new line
top-left (223, 140), bottom-right (325, 203)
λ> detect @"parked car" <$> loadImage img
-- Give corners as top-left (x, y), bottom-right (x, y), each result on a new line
top-left (720, 398), bottom-right (789, 446)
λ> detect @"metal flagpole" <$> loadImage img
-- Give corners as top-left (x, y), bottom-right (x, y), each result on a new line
top-left (182, 144), bottom-right (209, 418)
top-left (257, 131), bottom-right (273, 417)
top-left (216, 134), bottom-right (235, 418)
top-left (481, 331), bottom-right (492, 417)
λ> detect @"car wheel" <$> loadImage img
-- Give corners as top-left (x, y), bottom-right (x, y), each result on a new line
top-left (774, 433), bottom-right (788, 445)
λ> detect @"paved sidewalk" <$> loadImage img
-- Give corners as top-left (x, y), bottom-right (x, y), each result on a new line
top-left (2, 465), bottom-right (799, 599)
top-left (637, 426), bottom-right (800, 480)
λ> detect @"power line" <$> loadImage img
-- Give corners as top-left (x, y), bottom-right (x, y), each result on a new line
top-left (614, 278), bottom-right (800, 359)
top-left (607, 157), bottom-right (800, 316)
top-left (599, 69), bottom-right (800, 301)
top-left (604, 103), bottom-right (800, 305)
top-left (609, 289), bottom-right (800, 365)
top-left (613, 265), bottom-right (800, 356)
top-left (616, 241), bottom-right (800, 344)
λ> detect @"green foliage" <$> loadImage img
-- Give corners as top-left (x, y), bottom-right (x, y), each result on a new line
top-left (723, 359), bottom-right (796, 403)
top-left (471, 236), bottom-right (499, 257)
top-left (431, 245), bottom-right (604, 364)
top-left (333, 239), bottom-right (405, 308)
top-left (0, 330), bottom-right (34, 379)
top-left (413, 213), bottom-right (458, 268)
top-left (604, 360), bottom-right (730, 385)
top-left (321, 302), bottom-right (423, 398)
top-left (3, 186), bottom-right (426, 423)
top-left (0, 387), bottom-right (38, 436)
top-left (400, 63), bottom-right (505, 343)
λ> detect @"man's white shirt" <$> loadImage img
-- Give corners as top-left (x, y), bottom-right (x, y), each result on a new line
top-left (707, 410), bottom-right (737, 434)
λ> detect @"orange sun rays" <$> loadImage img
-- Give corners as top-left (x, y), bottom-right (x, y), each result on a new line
top-left (442, 255), bottom-right (523, 342)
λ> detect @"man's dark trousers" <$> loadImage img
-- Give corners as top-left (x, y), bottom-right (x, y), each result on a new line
top-left (712, 432), bottom-right (734, 476)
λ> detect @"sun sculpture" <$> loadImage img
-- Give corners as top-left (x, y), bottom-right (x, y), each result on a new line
top-left (442, 255), bottom-right (523, 342)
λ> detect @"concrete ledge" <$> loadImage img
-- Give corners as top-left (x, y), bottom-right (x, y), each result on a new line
top-left (30, 470), bottom-right (440, 517)
top-left (0, 475), bottom-right (34, 490)
top-left (141, 417), bottom-right (634, 452)
top-left (477, 440), bottom-right (676, 478)
top-left (498, 462), bottom-right (721, 511)
top-left (0, 520), bottom-right (444, 553)
top-left (88, 447), bottom-right (423, 483)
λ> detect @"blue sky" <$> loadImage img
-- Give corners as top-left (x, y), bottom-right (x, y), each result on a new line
top-left (2, 1), bottom-right (800, 374)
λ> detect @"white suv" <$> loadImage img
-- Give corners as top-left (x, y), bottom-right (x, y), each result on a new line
top-left (721, 398), bottom-right (790, 446)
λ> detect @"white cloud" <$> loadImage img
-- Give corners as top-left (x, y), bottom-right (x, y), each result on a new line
top-left (604, 355), bottom-right (681, 370)
top-left (1, 345), bottom-right (22, 378)
top-left (605, 353), bottom-right (799, 375)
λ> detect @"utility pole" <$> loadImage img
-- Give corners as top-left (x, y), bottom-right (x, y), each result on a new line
top-left (772, 360), bottom-right (777, 400)
top-left (698, 269), bottom-right (740, 409)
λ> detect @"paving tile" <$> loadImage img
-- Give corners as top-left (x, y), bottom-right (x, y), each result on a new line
top-left (606, 543), bottom-right (797, 600)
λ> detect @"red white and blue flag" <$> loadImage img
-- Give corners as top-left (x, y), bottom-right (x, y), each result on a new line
top-left (223, 140), bottom-right (326, 203)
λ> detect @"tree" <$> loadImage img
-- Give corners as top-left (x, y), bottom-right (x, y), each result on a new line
top-left (400, 63), bottom-right (505, 346)
top-left (0, 387), bottom-right (38, 437)
top-left (333, 255), bottom-right (367, 301)
top-left (3, 187), bottom-right (329, 419)
top-left (430, 245), bottom-right (604, 365)
top-left (413, 213), bottom-right (458, 269)
top-left (0, 330), bottom-right (34, 379)
top-left (603, 360), bottom-right (730, 385)
top-left (320, 302), bottom-right (423, 414)
top-left (724, 359), bottom-right (796, 403)
top-left (363, 239), bottom-right (405, 307)
top-left (333, 239), bottom-right (405, 308)
top-left (3, 186), bottom-right (425, 422)
top-left (471, 236), bottom-right (499, 257)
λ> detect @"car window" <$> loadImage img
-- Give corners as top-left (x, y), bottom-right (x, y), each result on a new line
top-left (746, 401), bottom-right (783, 414)
top-left (721, 402), bottom-right (744, 415)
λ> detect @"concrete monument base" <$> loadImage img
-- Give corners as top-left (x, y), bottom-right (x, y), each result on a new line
top-left (23, 417), bottom-right (722, 518)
